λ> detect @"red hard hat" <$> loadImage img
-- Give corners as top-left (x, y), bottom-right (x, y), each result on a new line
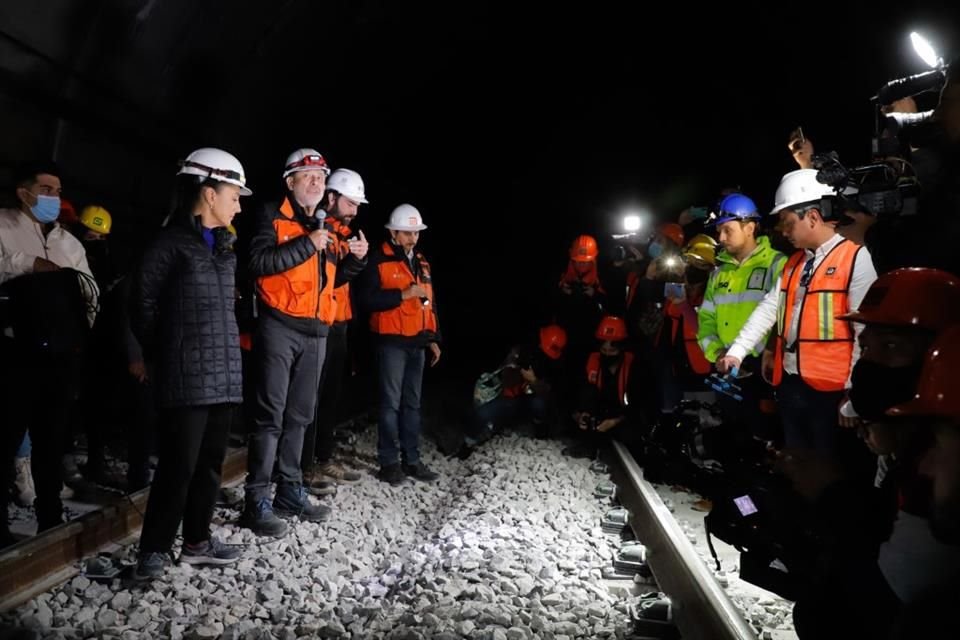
top-left (838, 268), bottom-right (960, 331)
top-left (539, 324), bottom-right (568, 360)
top-left (658, 223), bottom-right (685, 248)
top-left (596, 316), bottom-right (628, 341)
top-left (570, 235), bottom-right (599, 262)
top-left (887, 324), bottom-right (960, 421)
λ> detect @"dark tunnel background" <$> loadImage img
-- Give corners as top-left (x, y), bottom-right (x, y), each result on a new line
top-left (2, 0), bottom-right (959, 379)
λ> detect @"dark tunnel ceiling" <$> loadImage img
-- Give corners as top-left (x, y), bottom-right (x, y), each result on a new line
top-left (2, 1), bottom-right (960, 228)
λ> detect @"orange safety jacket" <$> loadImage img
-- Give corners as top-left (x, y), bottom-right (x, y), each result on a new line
top-left (772, 240), bottom-right (861, 391)
top-left (586, 351), bottom-right (635, 408)
top-left (368, 241), bottom-right (439, 338)
top-left (660, 295), bottom-right (711, 376)
top-left (327, 217), bottom-right (354, 324)
top-left (255, 198), bottom-right (337, 324)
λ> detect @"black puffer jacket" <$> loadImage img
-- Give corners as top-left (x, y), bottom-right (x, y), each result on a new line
top-left (131, 222), bottom-right (242, 409)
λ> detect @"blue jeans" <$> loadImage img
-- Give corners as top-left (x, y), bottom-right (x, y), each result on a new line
top-left (377, 343), bottom-right (426, 467)
top-left (16, 433), bottom-right (31, 458)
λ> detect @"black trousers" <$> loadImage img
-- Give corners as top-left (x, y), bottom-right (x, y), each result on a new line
top-left (138, 404), bottom-right (231, 553)
top-left (246, 314), bottom-right (324, 500)
top-left (0, 339), bottom-right (78, 531)
top-left (302, 322), bottom-right (348, 469)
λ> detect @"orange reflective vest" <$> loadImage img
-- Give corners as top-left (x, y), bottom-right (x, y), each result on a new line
top-left (773, 240), bottom-right (861, 391)
top-left (369, 242), bottom-right (439, 337)
top-left (256, 198), bottom-right (337, 323)
top-left (661, 297), bottom-right (711, 376)
top-left (626, 271), bottom-right (640, 308)
top-left (586, 352), bottom-right (635, 408)
top-left (559, 259), bottom-right (605, 294)
top-left (328, 218), bottom-right (354, 324)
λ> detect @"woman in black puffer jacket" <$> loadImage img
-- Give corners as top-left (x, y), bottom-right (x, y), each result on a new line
top-left (130, 148), bottom-right (252, 579)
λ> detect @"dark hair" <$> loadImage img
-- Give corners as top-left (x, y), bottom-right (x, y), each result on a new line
top-left (169, 175), bottom-right (226, 229)
top-left (14, 161), bottom-right (61, 190)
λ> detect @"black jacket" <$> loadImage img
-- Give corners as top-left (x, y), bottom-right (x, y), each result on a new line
top-left (132, 222), bottom-right (242, 409)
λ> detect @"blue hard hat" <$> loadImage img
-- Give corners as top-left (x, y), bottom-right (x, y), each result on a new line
top-left (710, 193), bottom-right (760, 226)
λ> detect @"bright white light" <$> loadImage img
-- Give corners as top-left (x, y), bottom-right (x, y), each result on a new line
top-left (623, 215), bottom-right (642, 232)
top-left (910, 31), bottom-right (940, 68)
top-left (664, 257), bottom-right (678, 268)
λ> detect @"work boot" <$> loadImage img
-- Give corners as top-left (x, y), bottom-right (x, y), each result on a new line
top-left (180, 537), bottom-right (242, 566)
top-left (13, 457), bottom-right (36, 507)
top-left (240, 497), bottom-right (289, 537)
top-left (134, 551), bottom-right (170, 581)
top-left (402, 461), bottom-right (439, 482)
top-left (377, 464), bottom-right (406, 486)
top-left (302, 466), bottom-right (338, 496)
top-left (273, 484), bottom-right (331, 523)
top-left (317, 460), bottom-right (361, 482)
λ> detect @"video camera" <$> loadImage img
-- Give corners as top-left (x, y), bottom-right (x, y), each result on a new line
top-left (812, 151), bottom-right (920, 219)
top-left (873, 68), bottom-right (945, 157)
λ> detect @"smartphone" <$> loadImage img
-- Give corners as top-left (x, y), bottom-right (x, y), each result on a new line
top-left (734, 494), bottom-right (759, 516)
top-left (664, 282), bottom-right (685, 300)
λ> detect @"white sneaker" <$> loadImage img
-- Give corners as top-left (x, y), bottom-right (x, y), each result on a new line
top-left (13, 457), bottom-right (36, 507)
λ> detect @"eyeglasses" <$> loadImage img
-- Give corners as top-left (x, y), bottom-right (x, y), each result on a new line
top-left (285, 154), bottom-right (330, 175)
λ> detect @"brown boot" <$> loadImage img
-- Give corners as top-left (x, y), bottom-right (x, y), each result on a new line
top-left (318, 460), bottom-right (361, 482)
top-left (302, 467), bottom-right (337, 496)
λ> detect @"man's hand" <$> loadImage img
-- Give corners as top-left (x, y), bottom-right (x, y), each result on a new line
top-left (583, 285), bottom-right (595, 297)
top-left (597, 417), bottom-right (621, 433)
top-left (520, 366), bottom-right (537, 384)
top-left (348, 230), bottom-right (368, 259)
top-left (428, 342), bottom-right (441, 367)
top-left (560, 282), bottom-right (573, 294)
top-left (716, 355), bottom-right (742, 375)
top-left (761, 349), bottom-right (775, 384)
top-left (574, 412), bottom-right (591, 431)
top-left (128, 360), bottom-right (148, 383)
top-left (33, 257), bottom-right (60, 273)
top-left (838, 394), bottom-right (862, 429)
top-left (402, 284), bottom-right (428, 300)
top-left (881, 96), bottom-right (918, 114)
top-left (308, 228), bottom-right (330, 251)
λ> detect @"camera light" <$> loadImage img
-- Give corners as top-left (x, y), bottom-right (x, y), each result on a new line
top-left (664, 257), bottom-right (678, 268)
top-left (910, 31), bottom-right (941, 69)
top-left (623, 214), bottom-right (642, 232)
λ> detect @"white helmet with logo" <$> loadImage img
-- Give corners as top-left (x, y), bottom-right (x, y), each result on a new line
top-left (178, 148), bottom-right (252, 195)
top-left (385, 204), bottom-right (427, 231)
top-left (283, 148), bottom-right (331, 179)
top-left (326, 168), bottom-right (369, 204)
top-left (769, 169), bottom-right (835, 215)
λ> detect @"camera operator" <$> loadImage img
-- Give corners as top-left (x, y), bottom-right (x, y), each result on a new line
top-left (623, 223), bottom-right (685, 342)
top-left (556, 234), bottom-right (606, 375)
top-left (565, 316), bottom-right (650, 459)
top-left (718, 169), bottom-right (878, 457)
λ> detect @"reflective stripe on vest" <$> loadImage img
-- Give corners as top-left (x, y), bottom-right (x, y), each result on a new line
top-left (329, 219), bottom-right (354, 323)
top-left (256, 198), bottom-right (337, 322)
top-left (772, 240), bottom-right (860, 391)
top-left (586, 351), bottom-right (635, 407)
top-left (369, 241), bottom-right (439, 337)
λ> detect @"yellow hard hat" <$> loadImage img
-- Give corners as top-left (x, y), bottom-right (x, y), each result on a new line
top-left (682, 233), bottom-right (717, 267)
top-left (79, 205), bottom-right (112, 235)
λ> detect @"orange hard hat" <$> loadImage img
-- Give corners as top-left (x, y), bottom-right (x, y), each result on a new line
top-left (596, 316), bottom-right (628, 341)
top-left (570, 234), bottom-right (599, 262)
top-left (658, 223), bottom-right (685, 247)
top-left (838, 268), bottom-right (960, 331)
top-left (887, 324), bottom-right (960, 421)
top-left (539, 324), bottom-right (568, 360)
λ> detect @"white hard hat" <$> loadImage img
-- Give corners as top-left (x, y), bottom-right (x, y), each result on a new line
top-left (385, 204), bottom-right (427, 231)
top-left (769, 169), bottom-right (835, 215)
top-left (326, 168), bottom-right (369, 204)
top-left (283, 148), bottom-right (331, 179)
top-left (178, 148), bottom-right (252, 196)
